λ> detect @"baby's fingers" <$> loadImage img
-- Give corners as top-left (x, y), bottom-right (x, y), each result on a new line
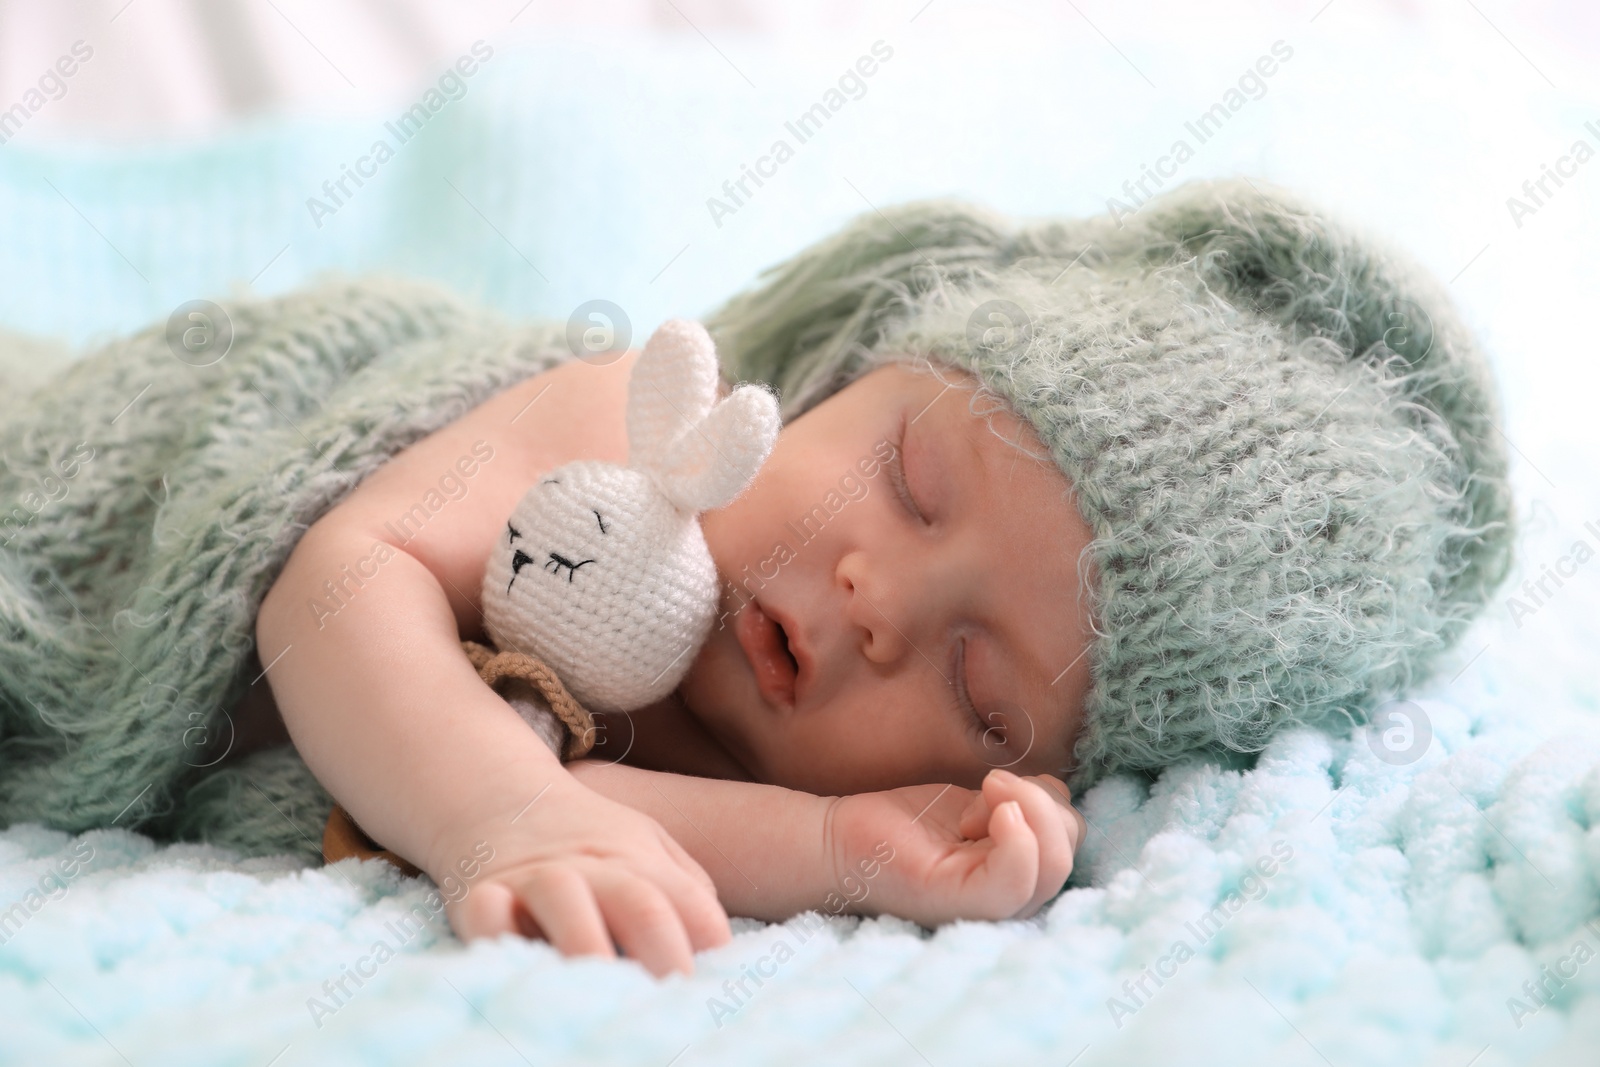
top-left (982, 771), bottom-right (1078, 917)
top-left (448, 880), bottom-right (522, 943)
top-left (967, 800), bottom-right (1039, 920)
top-left (654, 836), bottom-right (735, 952)
top-left (447, 873), bottom-right (617, 966)
top-left (1031, 775), bottom-right (1089, 853)
top-left (957, 789), bottom-right (992, 840)
top-left (593, 873), bottom-right (697, 978)
top-left (515, 867), bottom-right (618, 961)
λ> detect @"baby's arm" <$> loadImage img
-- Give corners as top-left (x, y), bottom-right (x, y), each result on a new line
top-left (256, 519), bottom-right (560, 874)
top-left (569, 759), bottom-right (1086, 925)
top-left (566, 759), bottom-right (835, 920)
top-left (254, 355), bottom-right (732, 977)
top-left (256, 521), bottom-right (731, 975)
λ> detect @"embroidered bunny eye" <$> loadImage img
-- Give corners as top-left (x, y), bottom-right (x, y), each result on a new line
top-left (545, 552), bottom-right (595, 582)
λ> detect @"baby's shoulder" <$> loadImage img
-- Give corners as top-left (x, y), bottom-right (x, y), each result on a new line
top-left (490, 348), bottom-right (641, 467)
top-left (408, 347), bottom-right (644, 503)
top-left (304, 349), bottom-right (644, 633)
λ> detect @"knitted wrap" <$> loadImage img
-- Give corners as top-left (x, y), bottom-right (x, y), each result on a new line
top-left (0, 278), bottom-right (562, 861)
top-left (704, 177), bottom-right (1516, 792)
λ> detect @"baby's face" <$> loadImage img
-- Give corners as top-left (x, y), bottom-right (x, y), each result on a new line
top-left (679, 360), bottom-right (1098, 796)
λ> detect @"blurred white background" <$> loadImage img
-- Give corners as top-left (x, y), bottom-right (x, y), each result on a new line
top-left (0, 0), bottom-right (1595, 499)
top-left (0, 1), bottom-right (1593, 139)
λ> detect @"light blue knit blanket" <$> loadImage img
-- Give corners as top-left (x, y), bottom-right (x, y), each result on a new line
top-left (5, 672), bottom-right (1599, 1065)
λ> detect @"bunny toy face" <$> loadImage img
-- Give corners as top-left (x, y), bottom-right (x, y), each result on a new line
top-left (480, 319), bottom-right (781, 714)
top-left (484, 461), bottom-right (719, 713)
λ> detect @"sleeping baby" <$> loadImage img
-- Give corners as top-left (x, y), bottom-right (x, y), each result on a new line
top-left (208, 177), bottom-right (1517, 977)
top-left (248, 313), bottom-right (1095, 979)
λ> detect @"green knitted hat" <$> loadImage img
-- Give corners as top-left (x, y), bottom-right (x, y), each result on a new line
top-left (704, 177), bottom-right (1515, 793)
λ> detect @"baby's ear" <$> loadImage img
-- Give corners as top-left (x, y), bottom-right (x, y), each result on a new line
top-left (655, 383), bottom-right (780, 512)
top-left (627, 319), bottom-right (721, 460)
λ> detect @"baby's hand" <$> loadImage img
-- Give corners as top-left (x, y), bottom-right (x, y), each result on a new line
top-left (430, 776), bottom-right (731, 977)
top-left (824, 769), bottom-right (1087, 924)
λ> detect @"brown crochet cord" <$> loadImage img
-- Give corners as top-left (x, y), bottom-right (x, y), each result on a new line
top-left (458, 640), bottom-right (597, 761)
top-left (320, 639), bottom-right (596, 877)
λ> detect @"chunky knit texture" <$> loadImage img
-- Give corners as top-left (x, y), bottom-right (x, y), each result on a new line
top-left (705, 177), bottom-right (1516, 793)
top-left (0, 278), bottom-right (566, 862)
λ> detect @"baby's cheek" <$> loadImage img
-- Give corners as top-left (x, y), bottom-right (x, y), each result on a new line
top-left (698, 503), bottom-right (751, 577)
top-left (676, 624), bottom-right (749, 728)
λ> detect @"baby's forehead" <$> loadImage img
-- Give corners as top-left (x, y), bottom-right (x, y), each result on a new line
top-left (778, 360), bottom-right (1051, 479)
top-left (789, 356), bottom-right (987, 418)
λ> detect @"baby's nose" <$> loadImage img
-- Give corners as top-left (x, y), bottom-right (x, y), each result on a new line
top-left (839, 552), bottom-right (916, 666)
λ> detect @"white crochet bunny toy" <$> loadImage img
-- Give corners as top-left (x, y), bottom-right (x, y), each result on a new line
top-left (480, 318), bottom-right (781, 717)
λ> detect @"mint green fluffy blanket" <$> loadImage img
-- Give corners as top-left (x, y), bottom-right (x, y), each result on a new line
top-left (0, 279), bottom-right (565, 862)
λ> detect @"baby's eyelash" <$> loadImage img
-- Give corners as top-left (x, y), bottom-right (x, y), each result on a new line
top-left (948, 637), bottom-right (993, 739)
top-left (890, 414), bottom-right (927, 524)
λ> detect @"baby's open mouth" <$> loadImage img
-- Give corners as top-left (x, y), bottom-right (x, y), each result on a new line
top-left (734, 598), bottom-right (800, 709)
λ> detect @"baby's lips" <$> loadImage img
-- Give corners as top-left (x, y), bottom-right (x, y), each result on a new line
top-left (734, 598), bottom-right (799, 710)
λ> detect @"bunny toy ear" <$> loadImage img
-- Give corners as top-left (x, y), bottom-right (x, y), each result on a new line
top-left (656, 383), bottom-right (780, 511)
top-left (627, 319), bottom-right (722, 459)
top-left (628, 318), bottom-right (781, 513)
